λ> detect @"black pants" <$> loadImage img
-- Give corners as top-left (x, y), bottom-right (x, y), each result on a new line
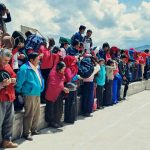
top-left (104, 80), bottom-right (113, 106)
top-left (45, 93), bottom-right (63, 124)
top-left (41, 69), bottom-right (51, 104)
top-left (96, 85), bottom-right (104, 107)
top-left (123, 80), bottom-right (129, 98)
top-left (64, 90), bottom-right (77, 124)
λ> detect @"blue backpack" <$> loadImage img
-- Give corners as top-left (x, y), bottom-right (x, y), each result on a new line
top-left (25, 34), bottom-right (44, 52)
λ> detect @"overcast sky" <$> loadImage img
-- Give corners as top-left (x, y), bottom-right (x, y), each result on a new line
top-left (1, 0), bottom-right (150, 48)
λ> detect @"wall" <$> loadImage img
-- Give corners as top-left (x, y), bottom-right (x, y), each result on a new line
top-left (12, 80), bottom-right (150, 140)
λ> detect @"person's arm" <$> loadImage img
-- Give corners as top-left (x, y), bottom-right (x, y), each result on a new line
top-left (3, 10), bottom-right (11, 23)
top-left (15, 68), bottom-right (26, 93)
top-left (106, 64), bottom-right (116, 70)
top-left (88, 64), bottom-right (100, 78)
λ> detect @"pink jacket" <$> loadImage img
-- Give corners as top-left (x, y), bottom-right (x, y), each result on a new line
top-left (45, 67), bottom-right (65, 102)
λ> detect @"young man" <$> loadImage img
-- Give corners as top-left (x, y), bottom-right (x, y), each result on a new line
top-left (71, 25), bottom-right (86, 45)
top-left (83, 29), bottom-right (93, 53)
top-left (0, 3), bottom-right (11, 34)
top-left (0, 49), bottom-right (18, 148)
top-left (16, 52), bottom-right (44, 141)
top-left (67, 39), bottom-right (80, 56)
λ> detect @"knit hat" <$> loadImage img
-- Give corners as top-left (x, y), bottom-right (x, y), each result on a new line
top-left (59, 37), bottom-right (71, 44)
top-left (78, 57), bottom-right (94, 78)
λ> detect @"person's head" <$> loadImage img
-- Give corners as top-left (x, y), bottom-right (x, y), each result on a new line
top-left (107, 59), bottom-right (114, 66)
top-left (25, 31), bottom-right (32, 38)
top-left (86, 29), bottom-right (92, 38)
top-left (120, 54), bottom-right (127, 63)
top-left (79, 25), bottom-right (86, 34)
top-left (0, 49), bottom-right (12, 66)
top-left (72, 39), bottom-right (80, 49)
top-left (60, 43), bottom-right (69, 49)
top-left (144, 49), bottom-right (149, 54)
top-left (98, 58), bottom-right (105, 65)
top-left (48, 38), bottom-right (55, 49)
top-left (56, 61), bottom-right (66, 74)
top-left (52, 46), bottom-right (61, 54)
top-left (102, 42), bottom-right (110, 52)
top-left (28, 52), bottom-right (39, 67)
top-left (14, 36), bottom-right (24, 49)
top-left (0, 3), bottom-right (6, 16)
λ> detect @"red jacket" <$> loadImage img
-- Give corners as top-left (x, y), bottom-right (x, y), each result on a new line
top-left (0, 64), bottom-right (16, 102)
top-left (64, 56), bottom-right (78, 83)
top-left (39, 45), bottom-right (54, 70)
top-left (45, 67), bottom-right (65, 102)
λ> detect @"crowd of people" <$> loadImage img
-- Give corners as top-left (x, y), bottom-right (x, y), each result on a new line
top-left (0, 3), bottom-right (150, 148)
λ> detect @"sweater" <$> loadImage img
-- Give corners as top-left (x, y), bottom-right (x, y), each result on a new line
top-left (96, 65), bottom-right (106, 86)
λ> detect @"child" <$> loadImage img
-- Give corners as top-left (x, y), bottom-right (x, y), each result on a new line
top-left (104, 59), bottom-right (116, 106)
top-left (96, 58), bottom-right (106, 109)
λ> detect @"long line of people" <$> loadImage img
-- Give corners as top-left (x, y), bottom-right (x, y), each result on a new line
top-left (0, 3), bottom-right (150, 148)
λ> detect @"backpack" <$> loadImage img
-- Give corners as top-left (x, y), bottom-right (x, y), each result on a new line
top-left (78, 57), bottom-right (94, 78)
top-left (25, 34), bottom-right (44, 53)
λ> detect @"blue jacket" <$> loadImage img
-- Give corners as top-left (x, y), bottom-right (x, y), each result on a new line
top-left (71, 32), bottom-right (83, 45)
top-left (15, 62), bottom-right (44, 96)
top-left (96, 65), bottom-right (106, 86)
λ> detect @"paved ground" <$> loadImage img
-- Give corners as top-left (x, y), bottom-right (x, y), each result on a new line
top-left (6, 90), bottom-right (150, 150)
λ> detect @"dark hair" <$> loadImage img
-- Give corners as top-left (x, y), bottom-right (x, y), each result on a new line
top-left (48, 38), bottom-right (55, 47)
top-left (60, 43), bottom-right (68, 48)
top-left (120, 54), bottom-right (127, 59)
top-left (25, 31), bottom-right (32, 38)
top-left (107, 59), bottom-right (114, 66)
top-left (28, 52), bottom-right (39, 61)
top-left (72, 39), bottom-right (80, 47)
top-left (87, 29), bottom-right (92, 33)
top-left (0, 3), bottom-right (6, 12)
top-left (52, 46), bottom-right (60, 54)
top-left (56, 61), bottom-right (66, 72)
top-left (79, 25), bottom-right (86, 31)
top-left (102, 42), bottom-right (110, 49)
top-left (144, 49), bottom-right (149, 53)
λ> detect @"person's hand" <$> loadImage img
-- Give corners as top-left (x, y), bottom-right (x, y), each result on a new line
top-left (11, 78), bottom-right (16, 84)
top-left (19, 54), bottom-right (25, 59)
top-left (6, 9), bottom-right (10, 14)
top-left (2, 78), bottom-right (11, 86)
top-left (63, 87), bottom-right (69, 94)
top-left (39, 53), bottom-right (44, 58)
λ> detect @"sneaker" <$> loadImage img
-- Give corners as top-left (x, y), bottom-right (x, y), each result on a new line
top-left (123, 97), bottom-right (127, 100)
top-left (2, 140), bottom-right (18, 148)
top-left (23, 134), bottom-right (33, 141)
top-left (32, 130), bottom-right (41, 135)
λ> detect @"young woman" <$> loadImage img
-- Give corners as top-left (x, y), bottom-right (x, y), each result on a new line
top-left (64, 55), bottom-right (79, 124)
top-left (80, 57), bottom-right (100, 117)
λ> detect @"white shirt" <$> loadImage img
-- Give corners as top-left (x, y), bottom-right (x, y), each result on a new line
top-left (29, 62), bottom-right (42, 86)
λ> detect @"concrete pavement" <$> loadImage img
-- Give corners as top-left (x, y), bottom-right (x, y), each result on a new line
top-left (6, 90), bottom-right (150, 150)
